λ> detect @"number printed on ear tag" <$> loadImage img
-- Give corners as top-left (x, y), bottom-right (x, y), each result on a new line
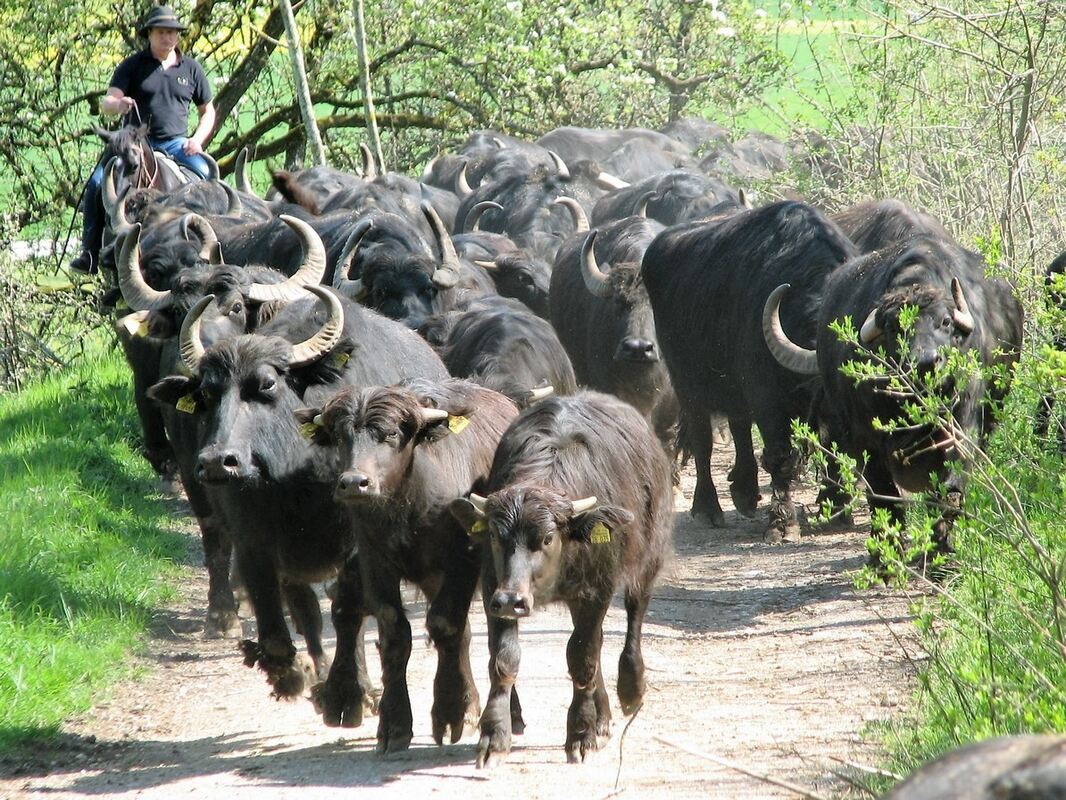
top-left (176, 395), bottom-right (198, 414)
top-left (589, 522), bottom-right (611, 545)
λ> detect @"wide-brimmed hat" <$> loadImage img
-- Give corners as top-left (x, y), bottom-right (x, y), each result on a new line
top-left (138, 5), bottom-right (188, 34)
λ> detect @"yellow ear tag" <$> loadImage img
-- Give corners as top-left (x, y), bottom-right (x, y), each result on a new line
top-left (468, 519), bottom-right (488, 537)
top-left (448, 415), bottom-right (470, 434)
top-left (119, 311), bottom-right (149, 337)
top-left (298, 422), bottom-right (319, 440)
top-left (116, 298), bottom-right (129, 312)
top-left (175, 395), bottom-right (198, 414)
top-left (135, 321), bottom-right (150, 337)
top-left (589, 522), bottom-right (611, 545)
top-left (332, 352), bottom-right (350, 368)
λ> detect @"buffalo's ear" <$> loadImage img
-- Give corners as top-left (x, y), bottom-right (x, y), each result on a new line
top-left (294, 406), bottom-right (333, 446)
top-left (449, 497), bottom-right (489, 543)
top-left (568, 505), bottom-right (634, 545)
top-left (147, 375), bottom-right (199, 409)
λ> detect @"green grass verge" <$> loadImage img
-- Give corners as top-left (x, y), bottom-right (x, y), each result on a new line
top-left (0, 336), bottom-right (187, 750)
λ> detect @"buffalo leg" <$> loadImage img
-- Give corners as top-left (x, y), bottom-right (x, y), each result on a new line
top-left (681, 407), bottom-right (725, 527)
top-left (565, 601), bottom-right (609, 763)
top-left (281, 580), bottom-right (328, 680)
top-left (727, 415), bottom-right (760, 518)
top-left (234, 545), bottom-right (309, 699)
top-left (426, 546), bottom-right (481, 746)
top-left (617, 588), bottom-right (650, 715)
top-left (362, 560), bottom-right (413, 754)
top-left (477, 576), bottom-right (520, 768)
top-left (757, 414), bottom-right (802, 544)
top-left (314, 555), bottom-right (376, 728)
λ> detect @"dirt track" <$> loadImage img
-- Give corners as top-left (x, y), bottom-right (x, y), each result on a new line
top-left (0, 447), bottom-right (917, 800)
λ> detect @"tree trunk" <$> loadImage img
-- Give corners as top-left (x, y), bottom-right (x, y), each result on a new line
top-left (278, 0), bottom-right (327, 166)
top-left (352, 0), bottom-right (385, 171)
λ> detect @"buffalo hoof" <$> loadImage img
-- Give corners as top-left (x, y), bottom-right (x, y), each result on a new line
top-left (691, 506), bottom-right (726, 528)
top-left (204, 608), bottom-right (242, 640)
top-left (763, 521), bottom-right (801, 544)
top-left (375, 728), bottom-right (413, 756)
top-left (617, 667), bottom-right (645, 716)
top-left (565, 731), bottom-right (601, 763)
top-left (475, 728), bottom-right (512, 769)
top-left (731, 489), bottom-right (761, 519)
top-left (510, 689), bottom-right (526, 735)
top-left (432, 689), bottom-right (480, 745)
top-left (312, 673), bottom-right (375, 728)
top-left (269, 653), bottom-right (315, 700)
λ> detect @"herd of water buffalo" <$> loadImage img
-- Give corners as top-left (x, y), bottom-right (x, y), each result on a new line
top-left (86, 118), bottom-right (1063, 785)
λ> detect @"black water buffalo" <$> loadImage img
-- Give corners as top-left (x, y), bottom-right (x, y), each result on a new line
top-left (764, 233), bottom-right (1023, 556)
top-left (148, 286), bottom-right (449, 701)
top-left (591, 170), bottom-right (742, 227)
top-left (331, 203), bottom-right (468, 328)
top-left (452, 228), bottom-right (552, 319)
top-left (117, 216), bottom-right (333, 637)
top-left (433, 299), bottom-right (576, 406)
top-left (643, 201), bottom-right (857, 541)
top-left (449, 391), bottom-right (673, 766)
top-left (297, 378), bottom-right (519, 752)
top-left (881, 734), bottom-right (1066, 799)
top-left (833, 199), bottom-right (952, 254)
top-left (535, 126), bottom-right (691, 166)
top-left (549, 208), bottom-right (678, 447)
top-left (1035, 250), bottom-right (1065, 446)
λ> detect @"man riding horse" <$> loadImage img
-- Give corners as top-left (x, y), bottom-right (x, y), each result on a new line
top-left (70, 4), bottom-right (215, 275)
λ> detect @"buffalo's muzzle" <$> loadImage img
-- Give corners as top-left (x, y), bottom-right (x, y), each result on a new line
top-left (489, 590), bottom-right (532, 619)
top-left (196, 448), bottom-right (244, 483)
top-left (335, 471), bottom-right (378, 501)
top-left (617, 337), bottom-right (658, 362)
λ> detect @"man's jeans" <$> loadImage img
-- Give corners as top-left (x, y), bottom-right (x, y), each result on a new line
top-left (80, 137), bottom-right (210, 259)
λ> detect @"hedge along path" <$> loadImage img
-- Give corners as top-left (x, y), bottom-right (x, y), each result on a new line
top-left (0, 448), bottom-right (916, 800)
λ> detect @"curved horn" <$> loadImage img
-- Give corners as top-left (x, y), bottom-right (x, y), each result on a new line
top-left (179, 294), bottom-right (214, 374)
top-left (289, 286), bottom-right (345, 368)
top-left (548, 150), bottom-right (570, 179)
top-left (859, 308), bottom-right (882, 344)
top-left (469, 493), bottom-right (488, 514)
top-left (636, 191), bottom-right (657, 219)
top-left (527, 385), bottom-right (554, 402)
top-left (247, 215), bottom-right (328, 303)
top-left (221, 181), bottom-right (243, 216)
top-left (738, 188), bottom-right (753, 209)
top-left (111, 185), bottom-right (134, 235)
top-left (951, 276), bottom-right (975, 333)
top-left (234, 147), bottom-right (258, 196)
top-left (333, 218), bottom-right (374, 299)
top-left (474, 259), bottom-right (498, 272)
top-left (179, 213), bottom-right (219, 261)
top-left (592, 169), bottom-right (629, 191)
top-left (761, 284), bottom-right (819, 375)
top-left (491, 137), bottom-right (506, 149)
top-left (466, 200), bottom-right (504, 233)
top-left (117, 223), bottom-right (173, 311)
top-left (580, 230), bottom-right (612, 298)
top-left (422, 201), bottom-right (460, 289)
top-left (102, 158), bottom-right (120, 216)
top-left (570, 496), bottom-right (598, 515)
top-left (421, 153), bottom-right (439, 182)
top-left (359, 142), bottom-right (378, 181)
top-left (553, 196), bottom-right (590, 233)
top-left (419, 406), bottom-right (450, 424)
top-left (201, 152), bottom-right (220, 182)
top-left (455, 162), bottom-right (473, 198)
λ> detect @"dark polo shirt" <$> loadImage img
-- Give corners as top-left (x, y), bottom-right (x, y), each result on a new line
top-left (110, 48), bottom-right (211, 140)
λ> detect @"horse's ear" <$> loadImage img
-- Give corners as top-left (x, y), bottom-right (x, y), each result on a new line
top-left (95, 126), bottom-right (113, 143)
top-left (137, 124), bottom-right (148, 135)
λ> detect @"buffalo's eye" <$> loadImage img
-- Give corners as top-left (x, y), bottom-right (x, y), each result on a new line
top-left (941, 315), bottom-right (953, 329)
top-left (230, 301), bottom-right (244, 316)
top-left (541, 534), bottom-right (554, 548)
top-left (518, 272), bottom-right (534, 286)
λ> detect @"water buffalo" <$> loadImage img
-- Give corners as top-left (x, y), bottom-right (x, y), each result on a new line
top-left (449, 390), bottom-right (673, 767)
top-left (764, 233), bottom-right (1023, 558)
top-left (297, 378), bottom-right (519, 753)
top-left (881, 734), bottom-right (1066, 799)
top-left (148, 286), bottom-right (449, 701)
top-left (643, 201), bottom-right (857, 541)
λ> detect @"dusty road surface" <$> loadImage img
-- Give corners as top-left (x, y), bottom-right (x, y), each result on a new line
top-left (0, 450), bottom-right (917, 800)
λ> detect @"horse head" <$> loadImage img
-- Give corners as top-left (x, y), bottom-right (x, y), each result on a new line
top-left (96, 123), bottom-right (154, 190)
